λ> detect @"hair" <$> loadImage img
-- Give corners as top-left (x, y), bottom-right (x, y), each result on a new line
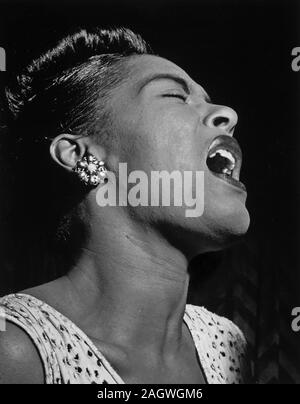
top-left (0, 27), bottom-right (153, 285)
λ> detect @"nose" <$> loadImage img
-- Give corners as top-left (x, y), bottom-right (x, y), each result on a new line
top-left (204, 105), bottom-right (238, 135)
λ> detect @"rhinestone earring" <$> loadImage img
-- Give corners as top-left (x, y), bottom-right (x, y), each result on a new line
top-left (73, 154), bottom-right (108, 186)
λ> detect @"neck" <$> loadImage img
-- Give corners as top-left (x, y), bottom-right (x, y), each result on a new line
top-left (65, 207), bottom-right (190, 358)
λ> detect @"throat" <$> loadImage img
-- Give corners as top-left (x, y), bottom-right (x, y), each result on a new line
top-left (79, 269), bottom-right (191, 356)
top-left (90, 319), bottom-right (206, 385)
top-left (64, 228), bottom-right (191, 355)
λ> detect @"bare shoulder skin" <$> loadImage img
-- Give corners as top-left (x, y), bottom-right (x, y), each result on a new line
top-left (0, 321), bottom-right (44, 384)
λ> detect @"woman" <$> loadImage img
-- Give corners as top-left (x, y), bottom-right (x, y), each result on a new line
top-left (0, 27), bottom-right (250, 384)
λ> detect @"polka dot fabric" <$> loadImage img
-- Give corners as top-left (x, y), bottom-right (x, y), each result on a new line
top-left (183, 305), bottom-right (247, 384)
top-left (0, 293), bottom-right (247, 384)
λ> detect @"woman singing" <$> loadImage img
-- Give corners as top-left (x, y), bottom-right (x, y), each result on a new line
top-left (0, 27), bottom-right (250, 384)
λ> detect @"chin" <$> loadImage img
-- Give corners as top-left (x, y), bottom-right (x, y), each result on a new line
top-left (207, 204), bottom-right (251, 250)
top-left (185, 202), bottom-right (251, 258)
top-left (156, 201), bottom-right (250, 258)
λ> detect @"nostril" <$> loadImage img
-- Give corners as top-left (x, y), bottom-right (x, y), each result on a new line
top-left (212, 116), bottom-right (230, 127)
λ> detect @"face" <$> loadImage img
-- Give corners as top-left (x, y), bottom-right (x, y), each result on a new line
top-left (97, 55), bottom-right (250, 257)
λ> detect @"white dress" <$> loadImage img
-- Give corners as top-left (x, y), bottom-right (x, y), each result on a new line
top-left (0, 293), bottom-right (248, 384)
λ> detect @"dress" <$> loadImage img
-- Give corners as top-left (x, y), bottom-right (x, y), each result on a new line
top-left (0, 293), bottom-right (247, 384)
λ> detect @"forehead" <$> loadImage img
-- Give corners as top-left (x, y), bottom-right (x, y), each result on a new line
top-left (126, 54), bottom-right (207, 94)
top-left (128, 54), bottom-right (187, 76)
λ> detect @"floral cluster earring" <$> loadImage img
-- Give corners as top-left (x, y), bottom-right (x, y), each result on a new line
top-left (73, 154), bottom-right (108, 186)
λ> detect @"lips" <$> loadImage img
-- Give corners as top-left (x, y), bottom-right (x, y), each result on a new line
top-left (206, 134), bottom-right (246, 192)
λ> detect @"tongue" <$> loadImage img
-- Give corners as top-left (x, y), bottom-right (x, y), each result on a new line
top-left (206, 153), bottom-right (232, 175)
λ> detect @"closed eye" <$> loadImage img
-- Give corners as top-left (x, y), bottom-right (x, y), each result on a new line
top-left (162, 93), bottom-right (187, 102)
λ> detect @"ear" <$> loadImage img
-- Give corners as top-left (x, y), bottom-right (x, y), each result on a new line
top-left (49, 133), bottom-right (87, 172)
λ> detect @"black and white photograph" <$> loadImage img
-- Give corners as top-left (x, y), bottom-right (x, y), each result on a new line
top-left (0, 0), bottom-right (299, 386)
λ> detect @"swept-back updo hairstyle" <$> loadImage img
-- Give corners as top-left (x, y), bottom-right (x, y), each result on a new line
top-left (0, 27), bottom-right (152, 286)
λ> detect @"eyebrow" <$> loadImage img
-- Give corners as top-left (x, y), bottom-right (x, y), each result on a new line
top-left (137, 72), bottom-right (211, 102)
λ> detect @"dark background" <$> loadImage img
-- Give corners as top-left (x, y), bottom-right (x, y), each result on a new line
top-left (0, 0), bottom-right (299, 383)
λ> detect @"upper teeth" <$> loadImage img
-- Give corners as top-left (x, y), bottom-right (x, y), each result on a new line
top-left (209, 149), bottom-right (236, 174)
top-left (210, 149), bottom-right (235, 164)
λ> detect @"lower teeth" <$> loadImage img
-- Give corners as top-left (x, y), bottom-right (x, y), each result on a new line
top-left (206, 153), bottom-right (235, 177)
top-left (222, 168), bottom-right (232, 176)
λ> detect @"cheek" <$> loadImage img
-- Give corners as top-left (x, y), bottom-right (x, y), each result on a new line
top-left (111, 102), bottom-right (205, 175)
top-left (142, 108), bottom-right (204, 172)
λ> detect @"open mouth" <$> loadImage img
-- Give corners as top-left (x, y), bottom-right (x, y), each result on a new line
top-left (206, 134), bottom-right (246, 192)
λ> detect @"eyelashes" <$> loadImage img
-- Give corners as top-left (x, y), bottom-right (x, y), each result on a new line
top-left (162, 93), bottom-right (188, 102)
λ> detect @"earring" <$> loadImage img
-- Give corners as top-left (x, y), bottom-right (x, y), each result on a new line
top-left (73, 154), bottom-right (108, 186)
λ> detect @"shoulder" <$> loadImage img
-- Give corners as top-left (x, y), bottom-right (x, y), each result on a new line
top-left (186, 304), bottom-right (251, 383)
top-left (0, 292), bottom-right (54, 384)
top-left (0, 321), bottom-right (44, 384)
